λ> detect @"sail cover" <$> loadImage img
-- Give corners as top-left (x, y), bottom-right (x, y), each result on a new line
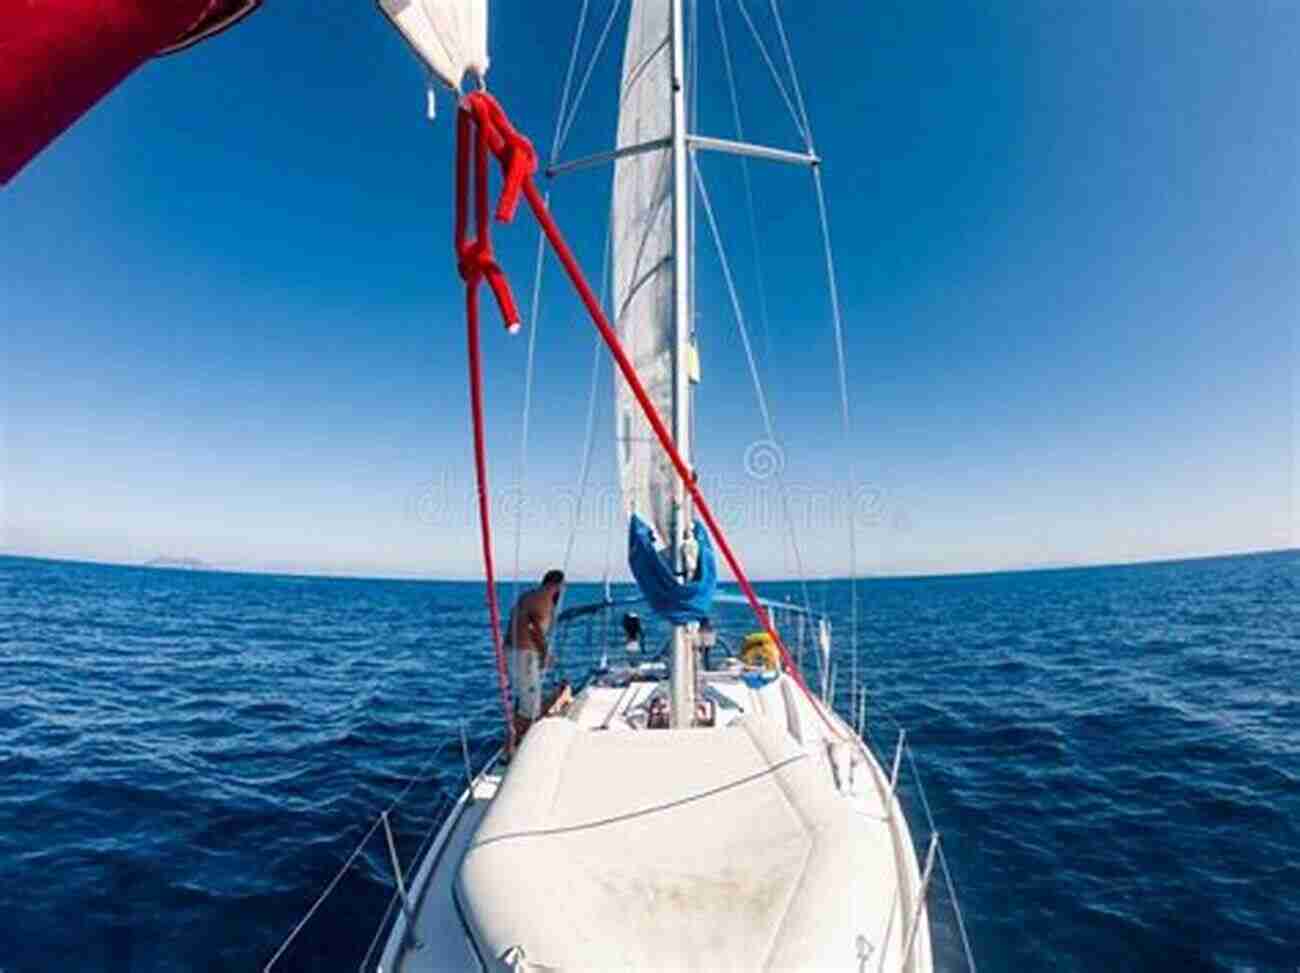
top-left (377, 0), bottom-right (488, 92)
top-left (628, 516), bottom-right (717, 623)
top-left (613, 0), bottom-right (677, 551)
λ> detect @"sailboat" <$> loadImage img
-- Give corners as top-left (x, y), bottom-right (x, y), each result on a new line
top-left (355, 1), bottom-right (949, 969)
top-left (4, 0), bottom-right (967, 967)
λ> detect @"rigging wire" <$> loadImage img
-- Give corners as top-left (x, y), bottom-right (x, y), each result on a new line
top-left (509, 225), bottom-right (544, 607)
top-left (509, 0), bottom-right (595, 606)
top-left (692, 157), bottom-right (812, 618)
top-left (689, 0), bottom-right (699, 132)
top-left (552, 205), bottom-right (615, 676)
top-left (262, 740), bottom-right (468, 972)
top-left (812, 164), bottom-right (860, 716)
top-left (713, 0), bottom-right (775, 367)
top-left (554, 0), bottom-right (626, 159)
top-left (766, 0), bottom-right (861, 714)
top-left (768, 0), bottom-right (815, 151)
top-left (939, 840), bottom-right (981, 972)
top-left (560, 211), bottom-right (616, 581)
top-left (733, 0), bottom-right (807, 147)
top-left (601, 415), bottom-right (619, 586)
top-left (550, 0), bottom-right (591, 166)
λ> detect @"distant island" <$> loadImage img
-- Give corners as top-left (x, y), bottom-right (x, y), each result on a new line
top-left (143, 556), bottom-right (210, 571)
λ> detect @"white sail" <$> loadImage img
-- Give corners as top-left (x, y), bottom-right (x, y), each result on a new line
top-left (612, 0), bottom-right (677, 550)
top-left (378, 0), bottom-right (488, 93)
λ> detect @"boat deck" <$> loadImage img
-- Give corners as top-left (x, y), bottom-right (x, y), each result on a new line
top-left (379, 668), bottom-right (932, 972)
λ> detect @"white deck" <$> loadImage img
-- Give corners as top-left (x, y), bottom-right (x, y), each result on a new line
top-left (379, 670), bottom-right (932, 972)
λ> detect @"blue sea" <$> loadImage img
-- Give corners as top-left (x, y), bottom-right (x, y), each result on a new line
top-left (0, 550), bottom-right (1296, 971)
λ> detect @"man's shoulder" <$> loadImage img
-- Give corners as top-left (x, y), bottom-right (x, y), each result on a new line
top-left (527, 587), bottom-right (558, 614)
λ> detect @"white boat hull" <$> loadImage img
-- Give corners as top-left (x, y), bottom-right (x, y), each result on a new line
top-left (377, 668), bottom-right (933, 973)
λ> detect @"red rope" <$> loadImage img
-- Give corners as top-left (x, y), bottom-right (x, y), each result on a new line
top-left (455, 100), bottom-right (527, 751)
top-left (455, 91), bottom-right (834, 736)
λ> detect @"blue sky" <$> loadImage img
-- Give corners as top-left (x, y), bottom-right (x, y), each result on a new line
top-left (2, 0), bottom-right (1294, 580)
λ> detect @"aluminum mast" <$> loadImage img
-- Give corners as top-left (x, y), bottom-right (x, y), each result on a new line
top-left (667, 0), bottom-right (697, 729)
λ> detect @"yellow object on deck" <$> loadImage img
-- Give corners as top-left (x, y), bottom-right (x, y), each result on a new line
top-left (740, 632), bottom-right (780, 670)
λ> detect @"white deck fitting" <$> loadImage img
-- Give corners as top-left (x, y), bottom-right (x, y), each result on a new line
top-left (384, 674), bottom-right (932, 972)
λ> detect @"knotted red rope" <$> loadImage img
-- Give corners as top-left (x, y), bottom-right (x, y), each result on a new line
top-left (455, 93), bottom-right (536, 332)
top-left (455, 91), bottom-right (833, 739)
top-left (456, 93), bottom-right (537, 751)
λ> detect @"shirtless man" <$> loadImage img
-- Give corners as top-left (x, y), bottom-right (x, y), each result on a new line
top-left (504, 569), bottom-right (564, 738)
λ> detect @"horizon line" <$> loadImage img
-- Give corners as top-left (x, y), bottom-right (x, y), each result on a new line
top-left (0, 545), bottom-right (1292, 587)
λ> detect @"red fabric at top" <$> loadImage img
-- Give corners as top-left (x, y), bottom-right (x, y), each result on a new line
top-left (0, 0), bottom-right (258, 185)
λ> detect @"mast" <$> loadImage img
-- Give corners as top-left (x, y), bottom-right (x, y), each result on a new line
top-left (667, 0), bottom-right (696, 729)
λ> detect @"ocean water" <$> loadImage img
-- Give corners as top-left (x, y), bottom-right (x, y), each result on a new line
top-left (0, 550), bottom-right (1295, 972)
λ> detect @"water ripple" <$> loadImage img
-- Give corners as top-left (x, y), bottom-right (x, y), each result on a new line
top-left (0, 550), bottom-right (1296, 971)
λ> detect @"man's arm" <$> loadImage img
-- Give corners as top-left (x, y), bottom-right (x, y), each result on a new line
top-left (526, 609), bottom-right (548, 660)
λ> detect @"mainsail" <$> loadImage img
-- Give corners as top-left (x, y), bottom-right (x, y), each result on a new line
top-left (612, 0), bottom-right (678, 551)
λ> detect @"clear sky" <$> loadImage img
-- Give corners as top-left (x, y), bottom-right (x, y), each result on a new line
top-left (2, 0), bottom-right (1294, 580)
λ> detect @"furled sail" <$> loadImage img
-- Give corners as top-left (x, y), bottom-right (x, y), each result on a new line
top-left (378, 0), bottom-right (489, 94)
top-left (612, 0), bottom-right (677, 551)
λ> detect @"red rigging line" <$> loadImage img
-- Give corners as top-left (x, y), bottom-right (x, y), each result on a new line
top-left (455, 96), bottom-right (531, 751)
top-left (454, 91), bottom-right (836, 738)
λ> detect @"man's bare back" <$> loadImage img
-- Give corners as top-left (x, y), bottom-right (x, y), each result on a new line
top-left (505, 585), bottom-right (558, 661)
top-left (505, 570), bottom-right (565, 740)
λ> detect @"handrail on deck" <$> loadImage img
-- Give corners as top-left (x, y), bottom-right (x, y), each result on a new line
top-left (263, 732), bottom-right (496, 973)
top-left (857, 708), bottom-right (979, 973)
top-left (556, 590), bottom-right (827, 625)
